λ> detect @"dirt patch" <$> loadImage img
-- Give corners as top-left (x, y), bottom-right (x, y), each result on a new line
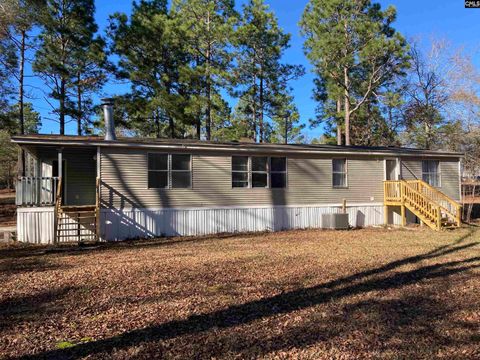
top-left (0, 203), bottom-right (16, 226)
top-left (1, 227), bottom-right (479, 359)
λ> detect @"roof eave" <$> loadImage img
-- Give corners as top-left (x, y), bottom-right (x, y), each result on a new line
top-left (10, 137), bottom-right (464, 158)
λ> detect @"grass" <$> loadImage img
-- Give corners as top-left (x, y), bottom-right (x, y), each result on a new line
top-left (1, 227), bottom-right (479, 359)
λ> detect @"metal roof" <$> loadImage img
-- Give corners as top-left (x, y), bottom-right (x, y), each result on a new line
top-left (11, 134), bottom-right (463, 158)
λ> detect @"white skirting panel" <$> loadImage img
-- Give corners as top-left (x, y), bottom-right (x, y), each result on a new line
top-left (17, 204), bottom-right (414, 244)
top-left (101, 204), bottom-right (385, 241)
top-left (17, 207), bottom-right (55, 244)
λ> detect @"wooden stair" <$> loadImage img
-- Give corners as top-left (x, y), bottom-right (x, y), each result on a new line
top-left (384, 180), bottom-right (462, 231)
top-left (53, 177), bottom-right (101, 244)
top-left (56, 205), bottom-right (98, 243)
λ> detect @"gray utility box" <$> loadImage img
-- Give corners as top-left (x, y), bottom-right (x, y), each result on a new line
top-left (321, 213), bottom-right (349, 230)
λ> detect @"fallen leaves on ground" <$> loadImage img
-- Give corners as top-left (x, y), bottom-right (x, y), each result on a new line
top-left (0, 227), bottom-right (479, 359)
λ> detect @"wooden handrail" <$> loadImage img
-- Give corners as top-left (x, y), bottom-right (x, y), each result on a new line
top-left (410, 180), bottom-right (461, 226)
top-left (384, 179), bottom-right (461, 229)
top-left (53, 177), bottom-right (62, 244)
top-left (401, 181), bottom-right (440, 229)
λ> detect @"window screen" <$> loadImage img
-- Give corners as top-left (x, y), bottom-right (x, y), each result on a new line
top-left (332, 159), bottom-right (347, 188)
top-left (232, 156), bottom-right (288, 188)
top-left (422, 160), bottom-right (440, 187)
top-left (148, 154), bottom-right (168, 188)
top-left (232, 156), bottom-right (249, 187)
top-left (270, 157), bottom-right (287, 188)
top-left (252, 157), bottom-right (268, 188)
top-left (171, 154), bottom-right (191, 188)
top-left (148, 154), bottom-right (191, 189)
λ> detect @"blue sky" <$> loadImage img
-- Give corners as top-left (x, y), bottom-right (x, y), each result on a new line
top-left (29, 0), bottom-right (480, 138)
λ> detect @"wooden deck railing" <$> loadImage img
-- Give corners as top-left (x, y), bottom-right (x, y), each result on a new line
top-left (53, 177), bottom-right (63, 244)
top-left (384, 180), bottom-right (461, 230)
top-left (16, 176), bottom-right (60, 206)
top-left (408, 180), bottom-right (462, 226)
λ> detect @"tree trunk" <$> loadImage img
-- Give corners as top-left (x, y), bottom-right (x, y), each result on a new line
top-left (155, 111), bottom-right (160, 139)
top-left (77, 73), bottom-right (82, 136)
top-left (18, 30), bottom-right (26, 177)
top-left (166, 84), bottom-right (175, 138)
top-left (425, 122), bottom-right (431, 149)
top-left (205, 11), bottom-right (212, 141)
top-left (284, 113), bottom-right (288, 145)
top-left (19, 30), bottom-right (25, 135)
top-left (196, 116), bottom-right (201, 139)
top-left (336, 98), bottom-right (342, 146)
top-left (344, 67), bottom-right (350, 146)
top-left (59, 78), bottom-right (65, 135)
top-left (206, 74), bottom-right (211, 141)
top-left (467, 184), bottom-right (476, 223)
top-left (252, 74), bottom-right (257, 141)
top-left (259, 75), bottom-right (264, 143)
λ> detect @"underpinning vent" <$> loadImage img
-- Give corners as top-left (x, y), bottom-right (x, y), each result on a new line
top-left (321, 213), bottom-right (349, 230)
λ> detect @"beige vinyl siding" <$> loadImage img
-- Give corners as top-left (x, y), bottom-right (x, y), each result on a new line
top-left (438, 160), bottom-right (461, 201)
top-left (100, 148), bottom-right (387, 209)
top-left (401, 157), bottom-right (460, 201)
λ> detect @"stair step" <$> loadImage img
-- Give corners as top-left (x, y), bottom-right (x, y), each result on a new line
top-left (59, 211), bottom-right (96, 214)
top-left (58, 222), bottom-right (95, 226)
top-left (57, 235), bottom-right (96, 241)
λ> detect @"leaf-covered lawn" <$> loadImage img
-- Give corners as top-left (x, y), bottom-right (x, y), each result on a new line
top-left (1, 227), bottom-right (479, 359)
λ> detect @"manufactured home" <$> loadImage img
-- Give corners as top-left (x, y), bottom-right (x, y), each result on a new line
top-left (12, 104), bottom-right (463, 244)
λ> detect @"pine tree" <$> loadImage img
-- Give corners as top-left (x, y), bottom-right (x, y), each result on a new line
top-left (172, 0), bottom-right (237, 140)
top-left (71, 34), bottom-right (106, 135)
top-left (301, 0), bottom-right (409, 145)
top-left (0, 38), bottom-right (16, 116)
top-left (0, 102), bottom-right (41, 134)
top-left (0, 1), bottom-right (44, 135)
top-left (33, 0), bottom-right (101, 135)
top-left (108, 0), bottom-right (195, 138)
top-left (270, 92), bottom-right (305, 144)
top-left (234, 0), bottom-right (304, 142)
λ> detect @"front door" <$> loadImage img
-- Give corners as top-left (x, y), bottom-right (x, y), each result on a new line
top-left (385, 159), bottom-right (400, 181)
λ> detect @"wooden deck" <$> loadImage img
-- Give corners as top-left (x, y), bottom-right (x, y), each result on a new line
top-left (384, 180), bottom-right (461, 230)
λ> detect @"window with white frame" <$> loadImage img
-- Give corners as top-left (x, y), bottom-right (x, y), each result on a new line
top-left (422, 160), bottom-right (440, 187)
top-left (231, 156), bottom-right (287, 188)
top-left (332, 158), bottom-right (347, 188)
top-left (148, 153), bottom-right (191, 189)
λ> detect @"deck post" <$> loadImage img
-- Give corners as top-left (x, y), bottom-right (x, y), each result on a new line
top-left (35, 158), bottom-right (41, 205)
top-left (456, 204), bottom-right (462, 227)
top-left (400, 181), bottom-right (406, 227)
top-left (384, 206), bottom-right (388, 226)
top-left (437, 205), bottom-right (442, 230)
top-left (57, 150), bottom-right (62, 177)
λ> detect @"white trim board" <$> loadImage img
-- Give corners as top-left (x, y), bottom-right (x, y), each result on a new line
top-left (99, 202), bottom-right (385, 212)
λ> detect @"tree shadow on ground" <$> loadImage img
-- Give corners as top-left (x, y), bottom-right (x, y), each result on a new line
top-left (0, 229), bottom-right (279, 260)
top-left (172, 288), bottom-right (478, 359)
top-left (0, 286), bottom-right (76, 332)
top-left (0, 256), bottom-right (69, 276)
top-left (21, 229), bottom-right (480, 360)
